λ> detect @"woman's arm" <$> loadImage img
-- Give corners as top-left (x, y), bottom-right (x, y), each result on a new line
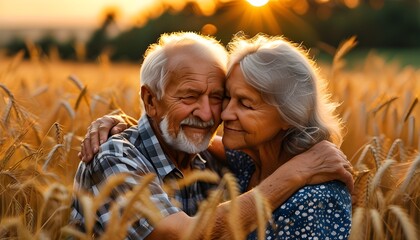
top-left (79, 113), bottom-right (132, 162)
top-left (149, 141), bottom-right (354, 239)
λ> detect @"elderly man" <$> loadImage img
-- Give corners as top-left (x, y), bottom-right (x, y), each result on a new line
top-left (72, 32), bottom-right (353, 239)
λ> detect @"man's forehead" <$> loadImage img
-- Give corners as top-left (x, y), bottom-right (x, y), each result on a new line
top-left (167, 64), bottom-right (225, 91)
top-left (172, 65), bottom-right (224, 77)
top-left (168, 56), bottom-right (225, 78)
top-left (170, 69), bottom-right (225, 88)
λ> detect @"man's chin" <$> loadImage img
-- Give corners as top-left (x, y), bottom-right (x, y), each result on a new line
top-left (187, 131), bottom-right (217, 146)
top-left (178, 136), bottom-right (212, 153)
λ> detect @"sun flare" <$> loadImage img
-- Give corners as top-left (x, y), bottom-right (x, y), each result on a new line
top-left (247, 0), bottom-right (269, 7)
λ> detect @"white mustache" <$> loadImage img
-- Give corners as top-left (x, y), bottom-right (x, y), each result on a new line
top-left (180, 118), bottom-right (214, 128)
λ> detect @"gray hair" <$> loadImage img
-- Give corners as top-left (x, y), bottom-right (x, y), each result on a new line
top-left (140, 32), bottom-right (228, 100)
top-left (227, 34), bottom-right (343, 156)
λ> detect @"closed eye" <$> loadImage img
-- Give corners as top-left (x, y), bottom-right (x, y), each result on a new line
top-left (181, 95), bottom-right (198, 104)
top-left (210, 94), bottom-right (224, 104)
top-left (240, 99), bottom-right (254, 109)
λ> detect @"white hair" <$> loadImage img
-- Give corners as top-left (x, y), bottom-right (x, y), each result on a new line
top-left (140, 32), bottom-right (228, 100)
top-left (227, 34), bottom-right (343, 156)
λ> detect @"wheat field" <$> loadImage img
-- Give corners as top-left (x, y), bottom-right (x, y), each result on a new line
top-left (0, 40), bottom-right (419, 239)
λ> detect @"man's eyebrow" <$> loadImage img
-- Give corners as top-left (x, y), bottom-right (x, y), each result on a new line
top-left (211, 89), bottom-right (225, 95)
top-left (209, 91), bottom-right (225, 100)
top-left (178, 88), bottom-right (202, 94)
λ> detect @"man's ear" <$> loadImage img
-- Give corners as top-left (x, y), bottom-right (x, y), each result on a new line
top-left (141, 85), bottom-right (158, 117)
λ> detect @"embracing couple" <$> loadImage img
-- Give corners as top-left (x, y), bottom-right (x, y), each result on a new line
top-left (71, 32), bottom-right (353, 239)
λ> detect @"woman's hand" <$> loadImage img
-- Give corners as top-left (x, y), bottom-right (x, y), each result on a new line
top-left (79, 114), bottom-right (128, 162)
top-left (286, 140), bottom-right (354, 193)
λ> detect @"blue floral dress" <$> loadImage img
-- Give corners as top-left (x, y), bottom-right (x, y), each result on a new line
top-left (226, 149), bottom-right (352, 240)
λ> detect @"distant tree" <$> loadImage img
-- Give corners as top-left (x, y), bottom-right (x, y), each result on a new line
top-left (109, 3), bottom-right (207, 61)
top-left (37, 33), bottom-right (59, 57)
top-left (85, 11), bottom-right (116, 60)
top-left (59, 37), bottom-right (78, 60)
top-left (5, 37), bottom-right (28, 58)
top-left (310, 0), bottom-right (420, 48)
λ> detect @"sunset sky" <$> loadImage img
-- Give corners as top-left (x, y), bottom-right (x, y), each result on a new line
top-left (0, 0), bottom-right (266, 44)
top-left (0, 0), bottom-right (158, 29)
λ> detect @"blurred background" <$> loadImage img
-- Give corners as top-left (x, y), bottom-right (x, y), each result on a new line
top-left (1, 0), bottom-right (419, 66)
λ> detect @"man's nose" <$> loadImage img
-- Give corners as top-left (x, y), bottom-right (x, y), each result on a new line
top-left (193, 97), bottom-right (212, 122)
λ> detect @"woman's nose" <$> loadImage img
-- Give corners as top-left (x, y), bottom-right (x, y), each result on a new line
top-left (221, 100), bottom-right (236, 121)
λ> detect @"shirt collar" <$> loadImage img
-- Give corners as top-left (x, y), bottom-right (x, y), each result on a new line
top-left (137, 115), bottom-right (207, 180)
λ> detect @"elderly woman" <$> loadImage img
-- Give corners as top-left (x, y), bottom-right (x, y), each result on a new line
top-left (219, 34), bottom-right (352, 239)
top-left (78, 34), bottom-right (352, 239)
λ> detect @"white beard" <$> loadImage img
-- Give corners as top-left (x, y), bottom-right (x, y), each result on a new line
top-left (159, 116), bottom-right (215, 154)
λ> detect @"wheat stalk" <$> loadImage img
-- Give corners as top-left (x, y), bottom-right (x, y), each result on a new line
top-left (35, 183), bottom-right (69, 234)
top-left (74, 86), bottom-right (89, 110)
top-left (0, 128), bottom-right (30, 169)
top-left (5, 50), bottom-right (25, 73)
top-left (164, 169), bottom-right (220, 199)
top-left (0, 217), bottom-right (34, 240)
top-left (177, 170), bottom-right (220, 189)
top-left (99, 203), bottom-right (127, 240)
top-left (23, 203), bottom-right (34, 234)
top-left (252, 188), bottom-right (271, 240)
top-left (25, 40), bottom-right (40, 63)
top-left (372, 137), bottom-right (383, 160)
top-left (60, 100), bottom-right (76, 120)
top-left (119, 173), bottom-right (162, 225)
top-left (393, 153), bottom-right (420, 199)
top-left (369, 159), bottom-right (395, 194)
top-left (60, 225), bottom-right (87, 239)
top-left (68, 74), bottom-right (84, 91)
top-left (403, 97), bottom-right (418, 123)
top-left (355, 144), bottom-right (372, 167)
top-left (183, 185), bottom-right (225, 240)
top-left (223, 172), bottom-right (244, 240)
top-left (331, 36), bottom-right (358, 78)
top-left (386, 139), bottom-right (403, 160)
top-left (42, 144), bottom-right (64, 171)
top-left (372, 97), bottom-right (398, 117)
top-left (0, 83), bottom-right (17, 126)
top-left (407, 116), bottom-right (415, 147)
top-left (388, 205), bottom-right (418, 240)
top-left (369, 208), bottom-right (385, 239)
top-left (349, 207), bottom-right (366, 240)
top-left (30, 85), bottom-right (49, 98)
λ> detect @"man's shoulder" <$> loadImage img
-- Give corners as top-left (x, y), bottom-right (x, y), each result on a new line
top-left (76, 126), bottom-right (150, 174)
top-left (96, 126), bottom-right (141, 158)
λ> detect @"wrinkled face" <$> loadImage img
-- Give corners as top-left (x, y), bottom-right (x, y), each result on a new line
top-left (154, 53), bottom-right (225, 153)
top-left (221, 64), bottom-right (288, 150)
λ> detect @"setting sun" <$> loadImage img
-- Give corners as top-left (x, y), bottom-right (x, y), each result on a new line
top-left (247, 0), bottom-right (269, 7)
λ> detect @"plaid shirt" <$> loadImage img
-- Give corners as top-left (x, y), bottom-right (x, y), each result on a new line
top-left (71, 115), bottom-right (223, 239)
